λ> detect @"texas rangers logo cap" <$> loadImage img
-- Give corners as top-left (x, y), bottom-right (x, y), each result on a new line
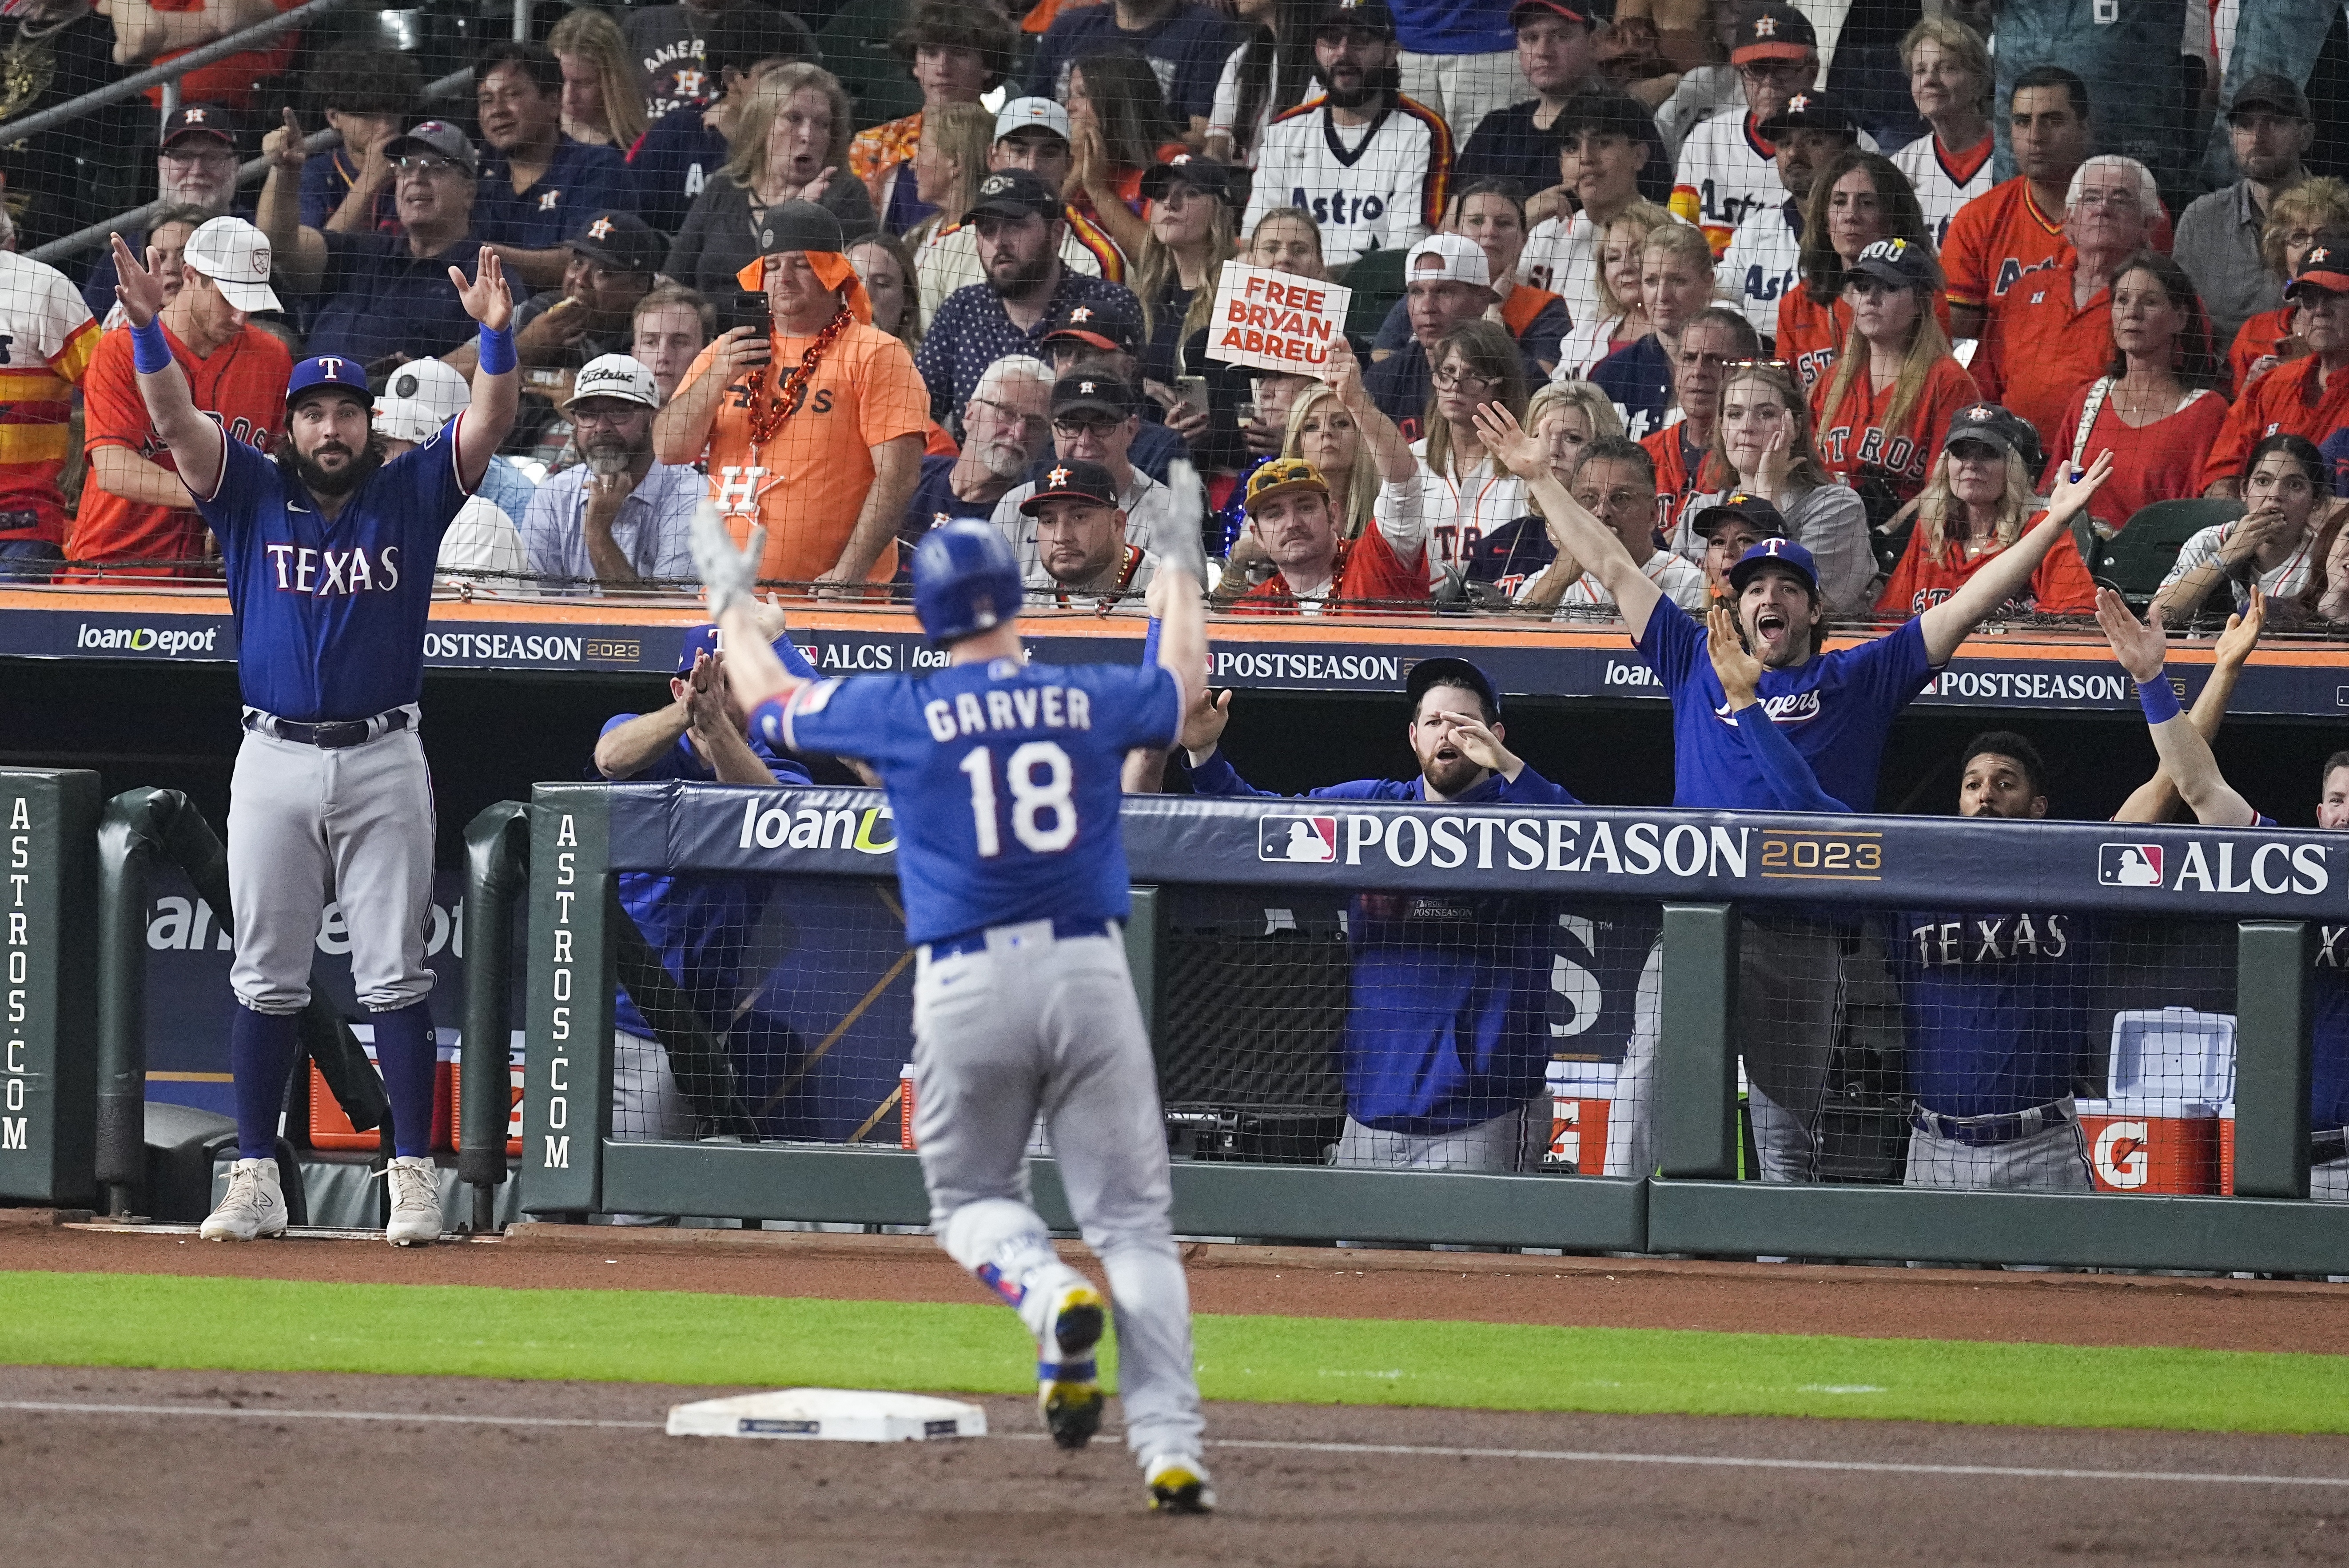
top-left (287, 354), bottom-right (372, 410)
top-left (1726, 536), bottom-right (1819, 595)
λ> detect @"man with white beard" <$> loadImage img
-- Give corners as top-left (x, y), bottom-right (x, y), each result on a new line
top-left (521, 354), bottom-right (706, 591)
top-left (898, 354), bottom-right (1055, 563)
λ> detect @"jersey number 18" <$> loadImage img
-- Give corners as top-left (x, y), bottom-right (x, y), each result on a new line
top-left (959, 742), bottom-right (1077, 857)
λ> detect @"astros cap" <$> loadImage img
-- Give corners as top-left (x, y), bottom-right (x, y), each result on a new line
top-left (2286, 233), bottom-right (2349, 298)
top-left (1405, 232), bottom-right (1494, 292)
top-left (1019, 459), bottom-right (1121, 514)
top-left (1760, 89), bottom-right (1859, 141)
top-left (1140, 152), bottom-right (1234, 206)
top-left (1689, 490), bottom-right (1789, 540)
top-left (383, 119), bottom-right (478, 177)
top-left (1041, 294), bottom-right (1143, 355)
top-left (1244, 456), bottom-right (1330, 514)
top-left (1406, 655), bottom-right (1501, 718)
top-left (1944, 402), bottom-right (2046, 477)
top-left (569, 211), bottom-right (665, 274)
top-left (1051, 372), bottom-right (1136, 421)
top-left (182, 216), bottom-right (281, 313)
top-left (1727, 536), bottom-right (1819, 596)
top-left (287, 354), bottom-right (372, 411)
top-left (379, 357), bottom-right (470, 425)
top-left (160, 101), bottom-right (235, 151)
top-left (564, 353), bottom-right (662, 412)
top-left (994, 96), bottom-right (1072, 145)
top-left (1731, 1), bottom-right (1817, 64)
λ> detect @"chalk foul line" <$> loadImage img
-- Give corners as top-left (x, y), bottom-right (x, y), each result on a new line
top-left (4, 1400), bottom-right (2346, 1487)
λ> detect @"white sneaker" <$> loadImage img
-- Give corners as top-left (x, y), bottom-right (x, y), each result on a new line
top-left (383, 1156), bottom-right (442, 1247)
top-left (1144, 1453), bottom-right (1216, 1515)
top-left (200, 1158), bottom-right (287, 1242)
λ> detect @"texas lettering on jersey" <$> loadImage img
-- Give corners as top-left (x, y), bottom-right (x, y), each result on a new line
top-left (1907, 912), bottom-right (2072, 968)
top-left (263, 543), bottom-right (401, 595)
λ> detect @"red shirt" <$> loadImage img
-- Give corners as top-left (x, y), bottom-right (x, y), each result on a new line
top-left (1813, 355), bottom-right (1980, 510)
top-left (1234, 523), bottom-right (1430, 613)
top-left (2039, 384), bottom-right (2231, 532)
top-left (66, 320), bottom-right (289, 576)
top-left (2229, 305), bottom-right (2294, 397)
top-left (1974, 262), bottom-right (2116, 448)
top-left (2199, 354), bottom-right (2349, 490)
top-left (1875, 517), bottom-right (2099, 617)
top-left (1776, 288), bottom-right (1956, 397)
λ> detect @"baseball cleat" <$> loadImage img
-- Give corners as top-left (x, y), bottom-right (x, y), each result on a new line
top-left (383, 1156), bottom-right (443, 1247)
top-left (1036, 1281), bottom-right (1107, 1450)
top-left (1144, 1453), bottom-right (1216, 1514)
top-left (200, 1157), bottom-right (288, 1242)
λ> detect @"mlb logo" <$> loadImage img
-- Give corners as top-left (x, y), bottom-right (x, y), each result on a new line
top-left (1258, 815), bottom-right (1337, 863)
top-left (2098, 843), bottom-right (2164, 887)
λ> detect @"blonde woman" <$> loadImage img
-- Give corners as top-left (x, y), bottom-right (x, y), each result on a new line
top-left (903, 100), bottom-right (995, 251)
top-left (1879, 404), bottom-right (2100, 619)
top-left (1812, 237), bottom-right (1978, 529)
top-left (1591, 219), bottom-right (1718, 438)
top-left (549, 9), bottom-right (646, 151)
top-left (1280, 381), bottom-right (1380, 539)
top-left (1554, 202), bottom-right (1676, 381)
top-left (1676, 361), bottom-right (1874, 611)
top-left (1129, 156), bottom-right (1238, 391)
top-left (1473, 380), bottom-right (1622, 599)
top-left (663, 63), bottom-right (876, 302)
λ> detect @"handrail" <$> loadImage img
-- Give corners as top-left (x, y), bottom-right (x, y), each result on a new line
top-left (0, 0), bottom-right (358, 150)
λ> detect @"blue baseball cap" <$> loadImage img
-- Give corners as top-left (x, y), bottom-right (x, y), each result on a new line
top-left (286, 354), bottom-right (373, 410)
top-left (1727, 537), bottom-right (1819, 596)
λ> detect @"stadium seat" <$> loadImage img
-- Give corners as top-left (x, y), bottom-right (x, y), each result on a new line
top-left (1340, 247), bottom-right (1408, 342)
top-left (2098, 498), bottom-right (2244, 604)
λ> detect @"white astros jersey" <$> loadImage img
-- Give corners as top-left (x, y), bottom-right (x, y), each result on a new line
top-left (1892, 132), bottom-right (1995, 251)
top-left (1240, 94), bottom-right (1453, 268)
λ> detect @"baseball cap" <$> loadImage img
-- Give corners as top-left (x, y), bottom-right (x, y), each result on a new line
top-left (1689, 491), bottom-right (1789, 540)
top-left (1730, 0), bottom-right (1816, 64)
top-left (1051, 372), bottom-right (1136, 421)
top-left (182, 216), bottom-right (281, 313)
top-left (565, 353), bottom-right (662, 412)
top-left (756, 199), bottom-right (844, 257)
top-left (2228, 71), bottom-right (2311, 123)
top-left (1140, 152), bottom-right (1234, 206)
top-left (1020, 459), bottom-right (1122, 515)
top-left (1315, 0), bottom-right (1397, 39)
top-left (1509, 0), bottom-right (1595, 28)
top-left (287, 353), bottom-right (373, 411)
top-left (2287, 233), bottom-right (2349, 297)
top-left (1406, 656), bottom-right (1501, 719)
top-left (995, 96), bottom-right (1072, 144)
top-left (569, 211), bottom-right (665, 274)
top-left (1041, 294), bottom-right (1143, 355)
top-left (1244, 456), bottom-right (1330, 514)
top-left (1406, 232), bottom-right (1493, 291)
top-left (1847, 235), bottom-right (1937, 293)
top-left (963, 167), bottom-right (1062, 225)
top-left (1726, 536), bottom-right (1819, 596)
top-left (1944, 402), bottom-right (2045, 475)
top-left (1760, 89), bottom-right (1858, 140)
top-left (161, 101), bottom-right (235, 151)
top-left (384, 119), bottom-right (478, 177)
top-left (380, 357), bottom-right (470, 425)
top-left (372, 398), bottom-right (442, 446)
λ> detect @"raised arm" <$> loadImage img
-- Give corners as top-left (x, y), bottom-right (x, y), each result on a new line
top-left (2096, 588), bottom-right (2261, 829)
top-left (448, 249), bottom-right (518, 493)
top-left (694, 503), bottom-right (805, 716)
top-left (258, 109), bottom-right (329, 292)
top-left (111, 233), bottom-right (223, 500)
top-left (1147, 561), bottom-right (1207, 732)
top-left (1472, 399), bottom-right (1664, 640)
top-left (1324, 336), bottom-right (1416, 486)
top-left (2113, 590), bottom-right (2265, 824)
top-left (652, 327), bottom-right (765, 465)
top-left (1918, 450), bottom-right (2114, 664)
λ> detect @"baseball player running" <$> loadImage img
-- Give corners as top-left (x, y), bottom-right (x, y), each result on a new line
top-left (694, 512), bottom-right (1218, 1512)
top-left (104, 232), bottom-right (519, 1247)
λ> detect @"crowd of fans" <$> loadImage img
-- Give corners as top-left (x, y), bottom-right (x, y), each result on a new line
top-left (0, 0), bottom-right (2338, 630)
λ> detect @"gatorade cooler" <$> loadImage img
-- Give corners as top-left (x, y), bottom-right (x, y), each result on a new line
top-left (1545, 1059), bottom-right (1616, 1175)
top-left (2075, 1008), bottom-right (2235, 1194)
top-left (898, 1063), bottom-right (917, 1149)
top-left (308, 1032), bottom-right (455, 1152)
top-left (445, 1031), bottom-right (526, 1158)
top-left (2220, 1104), bottom-right (2236, 1195)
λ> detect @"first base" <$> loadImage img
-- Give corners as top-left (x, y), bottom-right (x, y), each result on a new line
top-left (666, 1389), bottom-right (988, 1442)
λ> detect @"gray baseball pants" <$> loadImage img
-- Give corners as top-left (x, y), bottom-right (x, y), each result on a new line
top-left (1334, 1100), bottom-right (1549, 1171)
top-left (1903, 1117), bottom-right (2094, 1191)
top-left (910, 919), bottom-right (1204, 1467)
top-left (227, 712), bottom-right (436, 1014)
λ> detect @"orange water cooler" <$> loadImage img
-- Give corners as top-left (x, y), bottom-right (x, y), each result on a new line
top-left (2075, 1008), bottom-right (2235, 1194)
top-left (1546, 1059), bottom-right (1617, 1176)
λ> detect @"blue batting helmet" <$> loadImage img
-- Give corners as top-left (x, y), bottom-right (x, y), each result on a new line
top-left (912, 520), bottom-right (1023, 644)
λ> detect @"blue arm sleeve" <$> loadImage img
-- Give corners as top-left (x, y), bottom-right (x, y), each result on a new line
top-left (1731, 704), bottom-right (1851, 813)
top-left (1185, 750), bottom-right (1278, 797)
top-left (1495, 763), bottom-right (1581, 806)
top-left (774, 633), bottom-right (819, 681)
top-left (1142, 617), bottom-right (1161, 669)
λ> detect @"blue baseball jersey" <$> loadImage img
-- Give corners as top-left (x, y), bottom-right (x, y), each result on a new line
top-left (600, 714), bottom-right (809, 1040)
top-left (196, 416), bottom-right (473, 721)
top-left (1639, 603), bottom-right (1937, 812)
top-left (768, 658), bottom-right (1181, 945)
top-left (1889, 910), bottom-right (2099, 1120)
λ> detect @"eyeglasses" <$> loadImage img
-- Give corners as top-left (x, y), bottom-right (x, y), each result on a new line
top-left (1574, 487), bottom-right (1650, 511)
top-left (2069, 188), bottom-right (2141, 212)
top-left (1053, 414), bottom-right (1122, 437)
top-left (570, 406), bottom-right (648, 426)
top-left (162, 147), bottom-right (235, 168)
top-left (1430, 366), bottom-right (1501, 390)
top-left (970, 396), bottom-right (1048, 437)
top-left (391, 155), bottom-right (463, 176)
top-left (1736, 61), bottom-right (1807, 83)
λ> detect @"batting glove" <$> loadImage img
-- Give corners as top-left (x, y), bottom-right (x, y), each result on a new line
top-left (691, 502), bottom-right (765, 620)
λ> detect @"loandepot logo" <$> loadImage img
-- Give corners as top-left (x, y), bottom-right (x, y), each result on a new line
top-left (76, 623), bottom-right (222, 656)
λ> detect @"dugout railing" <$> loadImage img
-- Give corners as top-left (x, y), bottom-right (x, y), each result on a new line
top-left (507, 783), bottom-right (2349, 1274)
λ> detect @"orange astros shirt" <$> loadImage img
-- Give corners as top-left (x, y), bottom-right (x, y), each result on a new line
top-left (1813, 354), bottom-right (1979, 513)
top-left (1972, 261), bottom-right (2115, 449)
top-left (0, 252), bottom-right (97, 548)
top-left (1875, 516), bottom-right (2098, 617)
top-left (683, 318), bottom-right (931, 588)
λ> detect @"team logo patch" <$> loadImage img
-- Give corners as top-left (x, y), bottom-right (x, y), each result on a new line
top-left (2098, 843), bottom-right (2164, 887)
top-left (587, 216), bottom-right (614, 240)
top-left (182, 106), bottom-right (206, 123)
top-left (539, 189), bottom-right (561, 211)
top-left (1752, 13), bottom-right (1776, 34)
top-left (1258, 814), bottom-right (1337, 864)
top-left (792, 679), bottom-right (840, 717)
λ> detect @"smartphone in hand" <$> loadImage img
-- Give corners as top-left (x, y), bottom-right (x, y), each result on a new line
top-left (729, 291), bottom-right (774, 363)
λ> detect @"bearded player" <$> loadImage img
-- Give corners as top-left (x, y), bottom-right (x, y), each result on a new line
top-left (106, 231), bottom-right (519, 1246)
top-left (695, 509), bottom-right (1217, 1512)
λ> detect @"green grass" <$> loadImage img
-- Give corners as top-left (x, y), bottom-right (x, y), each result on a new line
top-left (5, 1270), bottom-right (2346, 1433)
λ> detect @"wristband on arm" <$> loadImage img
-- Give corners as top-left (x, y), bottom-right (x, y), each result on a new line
top-left (477, 324), bottom-right (516, 376)
top-left (130, 318), bottom-right (173, 375)
top-left (2138, 671), bottom-right (2181, 725)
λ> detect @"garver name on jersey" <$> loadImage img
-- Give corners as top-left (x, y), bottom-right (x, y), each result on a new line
top-left (263, 544), bottom-right (401, 595)
top-left (923, 684), bottom-right (1096, 740)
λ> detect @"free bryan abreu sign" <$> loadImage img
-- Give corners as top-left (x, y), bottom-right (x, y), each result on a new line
top-left (1206, 261), bottom-right (1352, 373)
